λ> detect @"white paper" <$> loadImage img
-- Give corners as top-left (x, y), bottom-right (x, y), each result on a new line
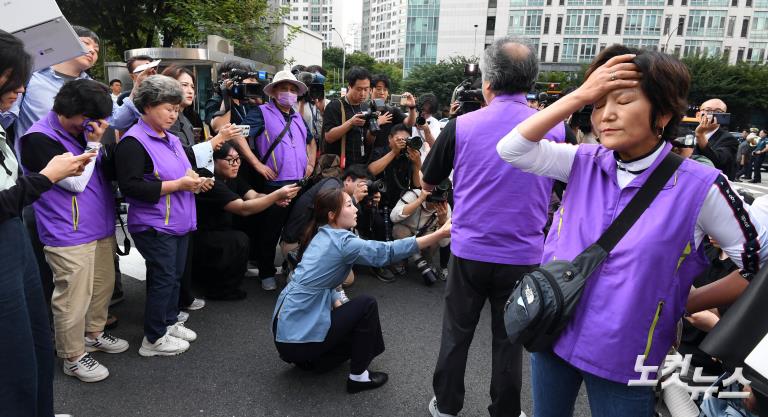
top-left (745, 332), bottom-right (768, 379)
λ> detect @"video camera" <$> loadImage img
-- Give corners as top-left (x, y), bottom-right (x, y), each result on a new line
top-left (297, 71), bottom-right (326, 102)
top-left (452, 63), bottom-right (483, 116)
top-left (216, 68), bottom-right (263, 100)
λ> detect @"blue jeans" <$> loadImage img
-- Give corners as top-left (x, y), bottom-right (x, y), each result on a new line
top-left (531, 350), bottom-right (655, 417)
top-left (0, 218), bottom-right (54, 417)
top-left (132, 230), bottom-right (189, 343)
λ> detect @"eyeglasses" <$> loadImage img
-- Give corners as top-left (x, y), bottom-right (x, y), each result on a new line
top-left (223, 157), bottom-right (241, 166)
top-left (700, 107), bottom-right (725, 113)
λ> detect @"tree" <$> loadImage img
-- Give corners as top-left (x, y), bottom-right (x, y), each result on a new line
top-left (401, 56), bottom-right (478, 114)
top-left (321, 47), bottom-right (404, 93)
top-left (57, 0), bottom-right (289, 80)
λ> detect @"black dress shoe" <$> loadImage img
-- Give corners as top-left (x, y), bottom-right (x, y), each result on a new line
top-left (346, 371), bottom-right (389, 393)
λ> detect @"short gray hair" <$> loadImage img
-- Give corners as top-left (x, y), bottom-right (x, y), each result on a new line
top-left (134, 75), bottom-right (183, 114)
top-left (480, 37), bottom-right (538, 95)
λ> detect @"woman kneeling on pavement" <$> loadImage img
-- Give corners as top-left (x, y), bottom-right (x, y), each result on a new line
top-left (272, 188), bottom-right (451, 393)
top-left (496, 45), bottom-right (768, 417)
top-left (115, 75), bottom-right (209, 357)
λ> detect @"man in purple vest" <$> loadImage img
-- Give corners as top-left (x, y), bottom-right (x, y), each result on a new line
top-left (241, 71), bottom-right (312, 291)
top-left (19, 80), bottom-right (129, 383)
top-left (422, 38), bottom-right (565, 417)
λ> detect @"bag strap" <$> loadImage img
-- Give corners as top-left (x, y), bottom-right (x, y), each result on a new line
top-left (115, 209), bottom-right (131, 256)
top-left (595, 151), bottom-right (684, 253)
top-left (339, 98), bottom-right (347, 169)
top-left (258, 118), bottom-right (293, 165)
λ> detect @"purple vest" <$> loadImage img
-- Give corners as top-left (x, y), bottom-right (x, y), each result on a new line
top-left (255, 101), bottom-right (308, 182)
top-left (123, 119), bottom-right (196, 236)
top-left (548, 143), bottom-right (719, 383)
top-left (453, 93), bottom-right (565, 264)
top-left (21, 111), bottom-right (115, 247)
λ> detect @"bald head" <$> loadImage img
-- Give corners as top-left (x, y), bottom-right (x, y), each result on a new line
top-left (481, 37), bottom-right (538, 95)
top-left (700, 98), bottom-right (727, 113)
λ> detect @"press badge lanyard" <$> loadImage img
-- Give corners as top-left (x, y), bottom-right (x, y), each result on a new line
top-left (344, 97), bottom-right (365, 157)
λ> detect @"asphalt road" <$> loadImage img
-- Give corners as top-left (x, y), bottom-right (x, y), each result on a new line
top-left (53, 265), bottom-right (592, 417)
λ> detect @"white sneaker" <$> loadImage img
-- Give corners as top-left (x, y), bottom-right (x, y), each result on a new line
top-left (428, 396), bottom-right (456, 417)
top-left (261, 277), bottom-right (277, 291)
top-left (186, 298), bottom-right (205, 310)
top-left (138, 334), bottom-right (189, 357)
top-left (177, 311), bottom-right (189, 323)
top-left (168, 322), bottom-right (197, 342)
top-left (63, 353), bottom-right (109, 382)
top-left (85, 332), bottom-right (129, 354)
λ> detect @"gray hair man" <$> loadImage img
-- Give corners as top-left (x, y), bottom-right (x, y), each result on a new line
top-left (421, 38), bottom-right (566, 417)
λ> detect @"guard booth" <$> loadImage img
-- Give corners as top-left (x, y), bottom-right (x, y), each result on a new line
top-left (105, 35), bottom-right (275, 123)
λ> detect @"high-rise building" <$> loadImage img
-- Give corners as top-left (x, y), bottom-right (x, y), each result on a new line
top-left (348, 22), bottom-right (363, 51)
top-left (400, 0), bottom-right (768, 75)
top-left (361, 0), bottom-right (408, 61)
top-left (270, 0), bottom-right (343, 49)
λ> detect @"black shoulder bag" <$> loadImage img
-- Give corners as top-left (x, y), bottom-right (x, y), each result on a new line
top-left (504, 152), bottom-right (683, 352)
top-left (257, 119), bottom-right (293, 165)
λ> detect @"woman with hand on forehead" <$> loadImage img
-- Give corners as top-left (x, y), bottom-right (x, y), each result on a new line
top-left (497, 45), bottom-right (768, 416)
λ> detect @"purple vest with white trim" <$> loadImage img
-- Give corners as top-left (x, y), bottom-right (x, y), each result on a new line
top-left (123, 119), bottom-right (196, 236)
top-left (21, 111), bottom-right (115, 247)
top-left (255, 101), bottom-right (308, 182)
top-left (547, 143), bottom-right (720, 383)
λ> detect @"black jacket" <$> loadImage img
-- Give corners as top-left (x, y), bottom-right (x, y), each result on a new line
top-left (696, 128), bottom-right (738, 179)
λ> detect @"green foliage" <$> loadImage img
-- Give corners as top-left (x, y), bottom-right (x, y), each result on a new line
top-left (57, 0), bottom-right (290, 74)
top-left (321, 47), bottom-right (404, 92)
top-left (401, 56), bottom-right (478, 113)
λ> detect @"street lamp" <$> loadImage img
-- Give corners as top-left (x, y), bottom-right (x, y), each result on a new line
top-left (473, 24), bottom-right (479, 57)
top-left (332, 27), bottom-right (346, 89)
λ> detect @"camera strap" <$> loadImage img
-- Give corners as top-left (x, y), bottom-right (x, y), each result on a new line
top-left (259, 119), bottom-right (293, 166)
top-left (115, 209), bottom-right (131, 256)
top-left (339, 98), bottom-right (347, 169)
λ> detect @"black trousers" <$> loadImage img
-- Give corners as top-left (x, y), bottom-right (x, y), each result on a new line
top-left (191, 229), bottom-right (249, 298)
top-left (274, 295), bottom-right (385, 375)
top-left (178, 234), bottom-right (195, 309)
top-left (432, 254), bottom-right (535, 417)
top-left (753, 153), bottom-right (766, 182)
top-left (250, 184), bottom-right (292, 279)
top-left (22, 207), bottom-right (53, 312)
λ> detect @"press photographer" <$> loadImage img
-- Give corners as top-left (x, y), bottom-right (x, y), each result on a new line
top-left (412, 93), bottom-right (441, 159)
top-left (451, 63), bottom-right (484, 117)
top-left (205, 60), bottom-right (263, 134)
top-left (390, 181), bottom-right (452, 285)
top-left (322, 67), bottom-right (376, 167)
top-left (370, 74), bottom-right (416, 149)
top-left (296, 66), bottom-right (329, 150)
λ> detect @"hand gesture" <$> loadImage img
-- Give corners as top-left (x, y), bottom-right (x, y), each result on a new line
top-left (418, 190), bottom-right (431, 203)
top-left (436, 201), bottom-right (449, 224)
top-left (573, 54), bottom-right (641, 105)
top-left (377, 111), bottom-right (393, 127)
top-left (437, 218), bottom-right (451, 238)
top-left (353, 181), bottom-right (369, 203)
top-left (176, 175), bottom-right (203, 192)
top-left (40, 152), bottom-right (94, 183)
top-left (402, 92), bottom-right (416, 108)
top-left (349, 113), bottom-right (367, 127)
top-left (219, 123), bottom-right (243, 141)
top-left (416, 122), bottom-right (431, 134)
top-left (305, 164), bottom-right (314, 178)
top-left (278, 184), bottom-right (300, 200)
top-left (198, 177), bottom-right (215, 193)
top-left (406, 147), bottom-right (421, 164)
top-left (84, 119), bottom-right (110, 142)
top-left (449, 101), bottom-right (460, 117)
top-left (390, 135), bottom-right (406, 153)
top-left (255, 162), bottom-right (277, 181)
top-left (695, 113), bottom-right (718, 136)
top-left (131, 67), bottom-right (156, 96)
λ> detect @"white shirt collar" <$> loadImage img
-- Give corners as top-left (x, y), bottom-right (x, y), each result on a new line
top-left (615, 141), bottom-right (666, 174)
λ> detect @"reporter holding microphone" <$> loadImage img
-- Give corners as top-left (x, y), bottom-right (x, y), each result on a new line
top-left (115, 75), bottom-right (206, 357)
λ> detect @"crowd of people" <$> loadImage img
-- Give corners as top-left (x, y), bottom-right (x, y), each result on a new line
top-left (1, 20), bottom-right (768, 417)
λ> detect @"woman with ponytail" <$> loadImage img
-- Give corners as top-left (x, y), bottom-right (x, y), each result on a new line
top-left (272, 187), bottom-right (450, 393)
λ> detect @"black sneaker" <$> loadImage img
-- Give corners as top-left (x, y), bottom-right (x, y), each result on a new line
top-left (371, 267), bottom-right (396, 283)
top-left (347, 371), bottom-right (388, 393)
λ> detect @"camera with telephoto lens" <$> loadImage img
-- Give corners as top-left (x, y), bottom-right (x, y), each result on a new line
top-left (216, 68), bottom-right (263, 100)
top-left (365, 178), bottom-right (387, 195)
top-left (359, 99), bottom-right (387, 133)
top-left (297, 71), bottom-right (326, 102)
top-left (452, 63), bottom-right (483, 116)
top-left (414, 256), bottom-right (438, 286)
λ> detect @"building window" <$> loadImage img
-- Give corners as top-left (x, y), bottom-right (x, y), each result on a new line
top-left (567, 0), bottom-right (602, 4)
top-left (681, 0), bottom-right (687, 5)
top-left (560, 0), bottom-right (565, 5)
top-left (544, 16), bottom-right (551, 34)
top-left (732, 0), bottom-right (738, 5)
top-left (486, 16), bottom-right (496, 36)
top-left (602, 15), bottom-right (610, 34)
top-left (678, 16), bottom-right (686, 35)
top-left (616, 15), bottom-right (623, 34)
top-left (684, 39), bottom-right (723, 57)
top-left (742, 17), bottom-right (751, 37)
top-left (600, 43), bottom-right (607, 51)
top-left (668, 0), bottom-right (674, 4)
top-left (674, 45), bottom-right (682, 56)
top-left (728, 16), bottom-right (736, 37)
top-left (747, 42), bottom-right (768, 62)
top-left (566, 9), bottom-right (601, 35)
top-left (664, 15), bottom-right (672, 35)
top-left (556, 15), bottom-right (563, 34)
top-left (547, 0), bottom-right (552, 5)
top-left (525, 11), bottom-right (543, 35)
top-left (625, 9), bottom-right (663, 36)
top-left (737, 47), bottom-right (745, 61)
top-left (606, 0), bottom-right (612, 5)
top-left (747, 0), bottom-right (753, 6)
top-left (627, 0), bottom-right (664, 4)
top-left (553, 44), bottom-right (560, 62)
top-left (488, 0), bottom-right (498, 6)
top-left (508, 11), bottom-right (525, 34)
top-left (753, 12), bottom-right (768, 39)
top-left (541, 43), bottom-right (548, 61)
top-left (723, 46), bottom-right (731, 59)
top-left (562, 38), bottom-right (598, 62)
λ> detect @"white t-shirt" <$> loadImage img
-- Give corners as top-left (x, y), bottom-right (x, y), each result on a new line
top-left (412, 115), bottom-right (442, 163)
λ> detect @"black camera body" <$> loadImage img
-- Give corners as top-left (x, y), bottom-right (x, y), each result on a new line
top-left (359, 99), bottom-right (387, 133)
top-left (217, 68), bottom-right (263, 100)
top-left (453, 64), bottom-right (483, 117)
top-left (426, 179), bottom-right (451, 203)
top-left (404, 136), bottom-right (423, 153)
top-left (365, 178), bottom-right (387, 195)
